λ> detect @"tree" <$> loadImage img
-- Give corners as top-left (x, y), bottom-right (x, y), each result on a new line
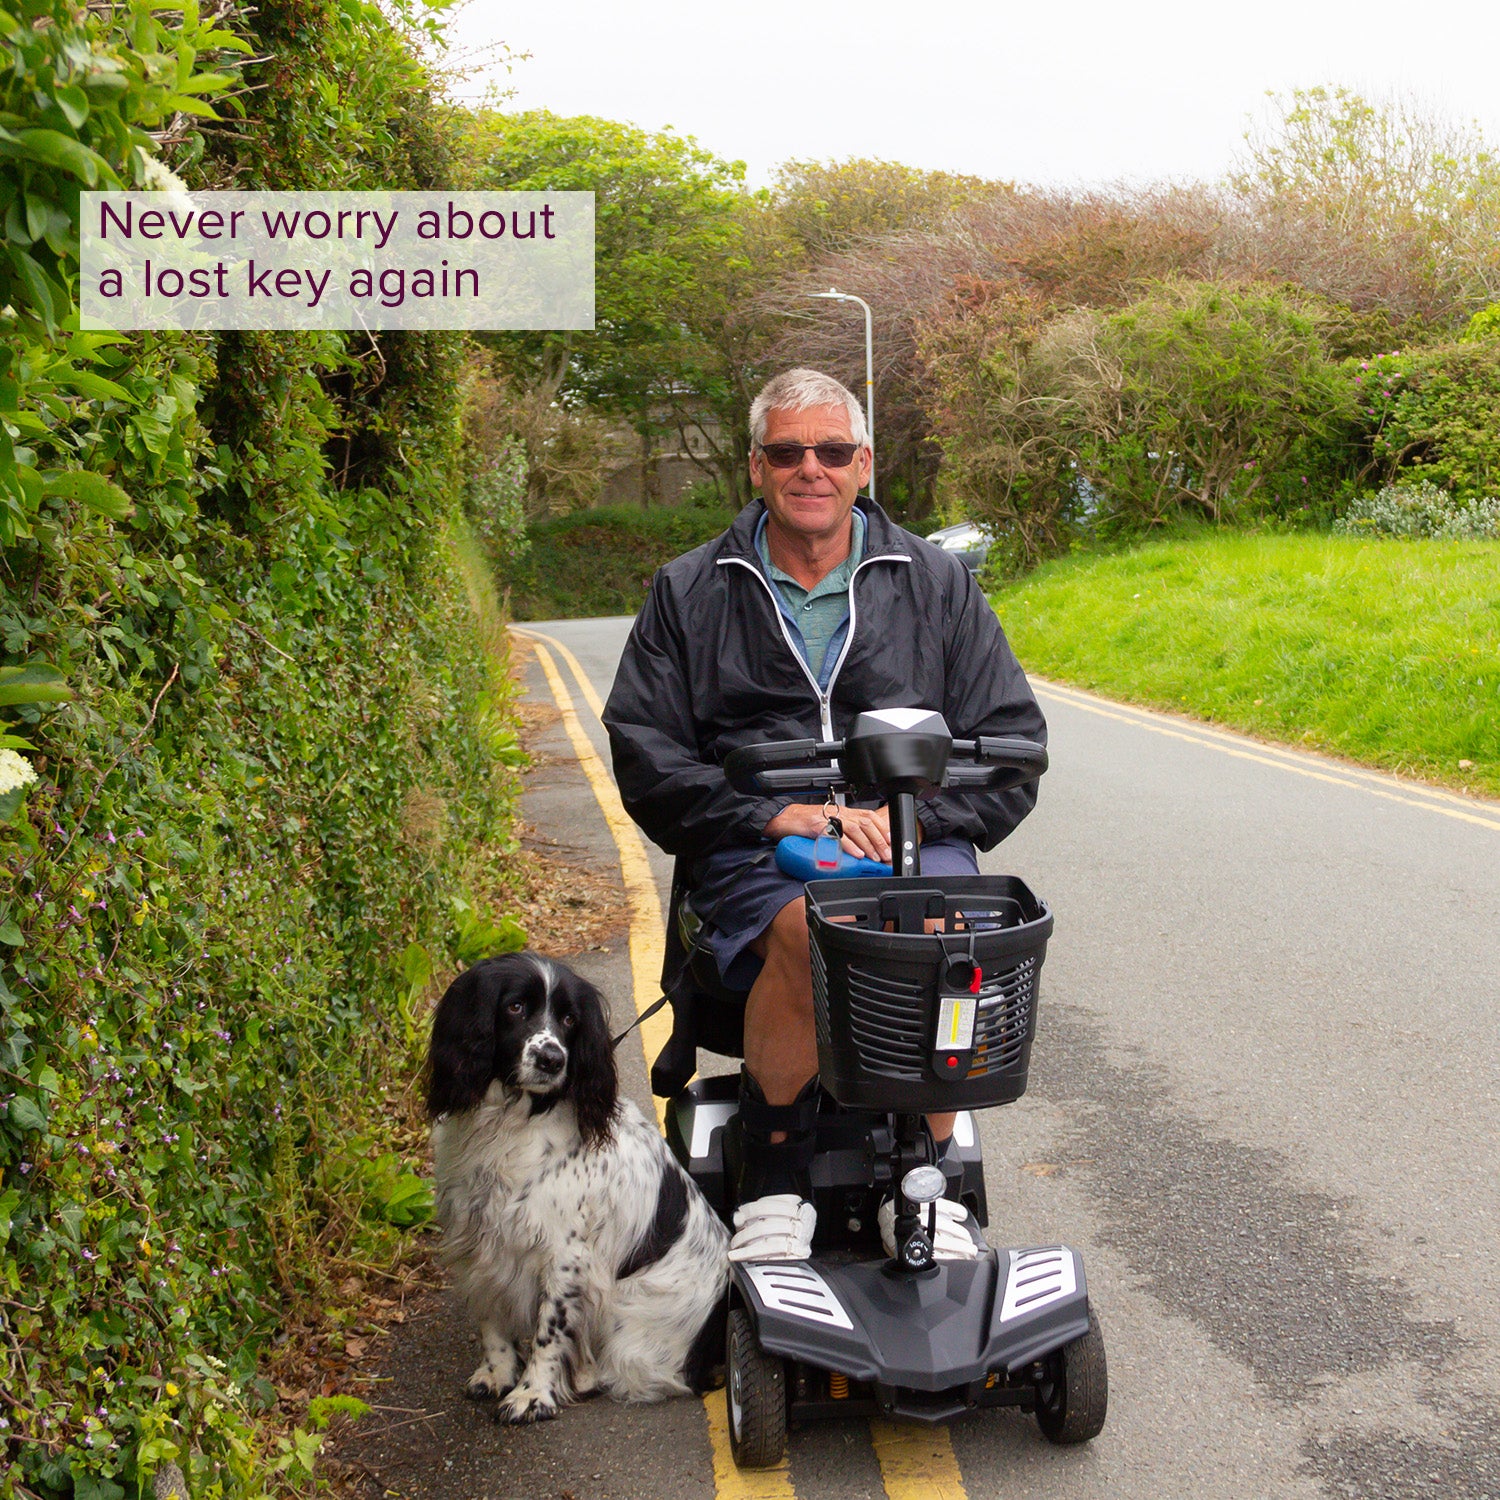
top-left (658, 193), bottom-right (806, 507)
top-left (754, 160), bottom-right (1014, 520)
top-left (1001, 200), bottom-right (1213, 310)
top-left (773, 157), bottom-right (1008, 259)
top-left (462, 111), bottom-right (750, 504)
top-left (1228, 86), bottom-right (1500, 321)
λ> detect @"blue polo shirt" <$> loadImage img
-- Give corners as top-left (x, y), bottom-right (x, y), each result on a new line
top-left (754, 509), bottom-right (865, 689)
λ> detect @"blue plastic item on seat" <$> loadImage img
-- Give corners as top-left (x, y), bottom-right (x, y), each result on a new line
top-left (775, 835), bottom-right (892, 881)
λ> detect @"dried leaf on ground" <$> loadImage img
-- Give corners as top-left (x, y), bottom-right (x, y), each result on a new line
top-left (496, 827), bottom-right (630, 955)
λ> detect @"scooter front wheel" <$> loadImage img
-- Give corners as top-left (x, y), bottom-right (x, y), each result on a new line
top-left (727, 1305), bottom-right (788, 1468)
top-left (1034, 1306), bottom-right (1108, 1444)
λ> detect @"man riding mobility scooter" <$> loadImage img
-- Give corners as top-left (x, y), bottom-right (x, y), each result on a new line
top-left (652, 707), bottom-right (1107, 1468)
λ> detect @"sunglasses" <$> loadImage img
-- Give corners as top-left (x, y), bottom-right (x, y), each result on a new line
top-left (757, 441), bottom-right (861, 469)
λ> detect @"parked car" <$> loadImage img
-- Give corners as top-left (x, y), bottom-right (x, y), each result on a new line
top-left (923, 520), bottom-right (991, 574)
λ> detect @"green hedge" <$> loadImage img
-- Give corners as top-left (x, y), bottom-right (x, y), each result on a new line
top-left (1359, 334), bottom-right (1500, 499)
top-left (504, 501), bottom-right (735, 619)
top-left (1, 2), bottom-right (520, 1496)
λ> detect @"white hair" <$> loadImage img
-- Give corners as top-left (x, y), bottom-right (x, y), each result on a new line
top-left (749, 368), bottom-right (868, 448)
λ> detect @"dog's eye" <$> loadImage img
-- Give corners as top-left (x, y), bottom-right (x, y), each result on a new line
top-left (559, 1013), bottom-right (575, 1029)
top-left (505, 1000), bottom-right (525, 1017)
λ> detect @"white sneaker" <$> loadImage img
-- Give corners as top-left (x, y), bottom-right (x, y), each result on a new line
top-left (727, 1194), bottom-right (816, 1262)
top-left (878, 1197), bottom-right (984, 1260)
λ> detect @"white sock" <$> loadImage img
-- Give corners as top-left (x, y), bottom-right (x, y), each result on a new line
top-left (728, 1194), bottom-right (817, 1262)
top-left (877, 1197), bottom-right (983, 1260)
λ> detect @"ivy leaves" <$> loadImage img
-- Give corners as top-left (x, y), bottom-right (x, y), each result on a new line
top-left (38, 468), bottom-right (134, 521)
top-left (1, 5), bottom-right (526, 1495)
top-left (0, 660), bottom-right (71, 708)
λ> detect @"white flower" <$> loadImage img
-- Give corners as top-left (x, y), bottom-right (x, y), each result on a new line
top-left (0, 749), bottom-right (39, 796)
top-left (137, 151), bottom-right (191, 198)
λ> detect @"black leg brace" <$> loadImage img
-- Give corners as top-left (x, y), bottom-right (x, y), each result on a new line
top-left (736, 1068), bottom-right (820, 1201)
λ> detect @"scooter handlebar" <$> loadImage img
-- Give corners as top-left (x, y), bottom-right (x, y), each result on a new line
top-left (723, 738), bottom-right (844, 795)
top-left (945, 736), bottom-right (1050, 791)
top-left (723, 734), bottom-right (1047, 795)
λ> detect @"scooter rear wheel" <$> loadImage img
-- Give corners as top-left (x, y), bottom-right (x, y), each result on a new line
top-left (1034, 1306), bottom-right (1108, 1444)
top-left (727, 1305), bottom-right (788, 1468)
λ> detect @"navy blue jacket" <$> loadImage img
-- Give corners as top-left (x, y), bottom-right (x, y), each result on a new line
top-left (603, 498), bottom-right (1046, 860)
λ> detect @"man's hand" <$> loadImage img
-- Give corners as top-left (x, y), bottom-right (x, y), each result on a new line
top-left (762, 804), bottom-right (898, 864)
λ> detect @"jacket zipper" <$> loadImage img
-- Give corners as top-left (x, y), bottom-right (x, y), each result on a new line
top-left (717, 551), bottom-right (912, 742)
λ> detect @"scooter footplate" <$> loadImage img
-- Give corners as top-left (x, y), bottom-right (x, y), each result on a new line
top-left (731, 1245), bottom-right (1090, 1392)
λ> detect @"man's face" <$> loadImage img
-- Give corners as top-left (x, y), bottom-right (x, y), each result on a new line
top-left (750, 403), bottom-right (872, 544)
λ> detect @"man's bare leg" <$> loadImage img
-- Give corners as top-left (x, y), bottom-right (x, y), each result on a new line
top-left (725, 897), bottom-right (820, 1255)
top-left (744, 897), bottom-right (818, 1116)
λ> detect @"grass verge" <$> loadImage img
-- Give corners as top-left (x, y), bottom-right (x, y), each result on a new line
top-left (990, 533), bottom-right (1500, 799)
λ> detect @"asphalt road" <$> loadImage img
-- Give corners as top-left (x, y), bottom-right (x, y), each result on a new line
top-left (340, 613), bottom-right (1500, 1500)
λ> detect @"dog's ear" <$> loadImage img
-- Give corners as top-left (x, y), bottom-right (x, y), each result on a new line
top-left (426, 959), bottom-right (512, 1116)
top-left (565, 971), bottom-right (617, 1149)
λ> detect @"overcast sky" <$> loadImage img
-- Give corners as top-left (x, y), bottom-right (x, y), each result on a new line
top-left (442, 0), bottom-right (1500, 191)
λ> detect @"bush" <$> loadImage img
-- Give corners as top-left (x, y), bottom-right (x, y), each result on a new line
top-left (918, 285), bottom-right (1089, 572)
top-left (1080, 280), bottom-right (1359, 528)
top-left (1359, 338), bottom-right (1500, 499)
top-left (0, 1), bottom-right (523, 1495)
top-left (1462, 304), bottom-right (1500, 342)
top-left (1333, 478), bottom-right (1500, 538)
top-left (918, 279), bottom-right (1360, 565)
top-left (679, 478), bottom-right (728, 509)
top-left (466, 432), bottom-right (530, 560)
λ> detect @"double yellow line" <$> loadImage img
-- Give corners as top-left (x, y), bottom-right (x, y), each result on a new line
top-left (511, 627), bottom-right (972, 1500)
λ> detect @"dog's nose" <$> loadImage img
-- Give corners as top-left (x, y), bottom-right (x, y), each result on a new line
top-left (531, 1038), bottom-right (566, 1075)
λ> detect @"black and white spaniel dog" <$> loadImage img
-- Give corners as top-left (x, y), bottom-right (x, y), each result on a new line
top-left (426, 953), bottom-right (729, 1424)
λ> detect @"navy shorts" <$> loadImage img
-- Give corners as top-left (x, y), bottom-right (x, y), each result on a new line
top-left (688, 837), bottom-right (981, 991)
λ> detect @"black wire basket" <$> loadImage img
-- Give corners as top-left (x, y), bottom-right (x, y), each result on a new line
top-left (804, 874), bottom-right (1053, 1112)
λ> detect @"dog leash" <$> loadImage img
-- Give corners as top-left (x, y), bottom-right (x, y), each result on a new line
top-left (611, 993), bottom-right (671, 1051)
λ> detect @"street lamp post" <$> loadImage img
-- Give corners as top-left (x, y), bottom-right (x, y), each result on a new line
top-left (808, 288), bottom-right (874, 507)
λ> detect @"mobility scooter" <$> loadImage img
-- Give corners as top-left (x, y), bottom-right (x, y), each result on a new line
top-left (654, 707), bottom-right (1107, 1468)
